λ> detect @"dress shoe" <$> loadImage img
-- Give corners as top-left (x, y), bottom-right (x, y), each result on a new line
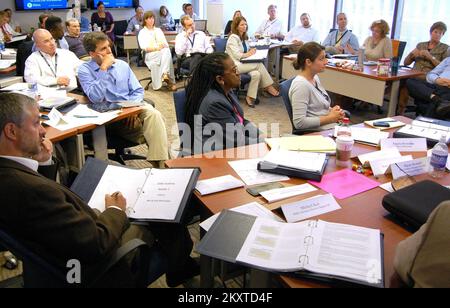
top-left (166, 257), bottom-right (200, 287)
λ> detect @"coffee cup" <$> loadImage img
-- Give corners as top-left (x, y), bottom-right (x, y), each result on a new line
top-left (336, 136), bottom-right (354, 168)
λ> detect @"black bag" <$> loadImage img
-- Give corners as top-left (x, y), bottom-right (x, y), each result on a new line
top-left (382, 180), bottom-right (450, 230)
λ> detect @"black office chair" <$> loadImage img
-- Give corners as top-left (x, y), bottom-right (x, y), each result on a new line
top-left (16, 40), bottom-right (34, 77)
top-left (113, 20), bottom-right (129, 57)
top-left (0, 226), bottom-right (167, 288)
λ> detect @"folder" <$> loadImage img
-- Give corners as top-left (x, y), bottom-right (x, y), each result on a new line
top-left (197, 210), bottom-right (385, 288)
top-left (71, 158), bottom-right (201, 223)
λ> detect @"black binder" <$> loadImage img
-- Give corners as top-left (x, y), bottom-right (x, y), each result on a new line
top-left (71, 157), bottom-right (201, 224)
top-left (382, 180), bottom-right (450, 230)
top-left (257, 158), bottom-right (328, 182)
top-left (197, 210), bottom-right (385, 288)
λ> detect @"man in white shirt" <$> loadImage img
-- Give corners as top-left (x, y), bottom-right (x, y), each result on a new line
top-left (180, 3), bottom-right (199, 21)
top-left (25, 29), bottom-right (82, 90)
top-left (285, 13), bottom-right (320, 53)
top-left (255, 4), bottom-right (284, 40)
top-left (175, 16), bottom-right (213, 73)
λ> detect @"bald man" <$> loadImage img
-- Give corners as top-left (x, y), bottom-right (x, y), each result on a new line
top-left (24, 29), bottom-right (82, 89)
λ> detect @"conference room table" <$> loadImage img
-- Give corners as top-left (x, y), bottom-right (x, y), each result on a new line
top-left (282, 56), bottom-right (425, 117)
top-left (166, 116), bottom-right (450, 288)
top-left (44, 94), bottom-right (144, 171)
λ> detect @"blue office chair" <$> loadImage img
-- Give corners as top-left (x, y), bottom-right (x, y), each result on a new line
top-left (173, 90), bottom-right (193, 157)
top-left (0, 226), bottom-right (167, 288)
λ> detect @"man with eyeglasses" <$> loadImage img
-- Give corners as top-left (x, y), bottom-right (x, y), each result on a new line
top-left (255, 4), bottom-right (284, 40)
top-left (25, 29), bottom-right (82, 90)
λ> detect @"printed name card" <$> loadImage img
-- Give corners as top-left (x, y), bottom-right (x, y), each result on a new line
top-left (391, 157), bottom-right (429, 180)
top-left (281, 194), bottom-right (341, 223)
top-left (380, 138), bottom-right (428, 152)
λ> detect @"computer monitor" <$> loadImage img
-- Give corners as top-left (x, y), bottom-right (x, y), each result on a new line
top-left (194, 20), bottom-right (208, 32)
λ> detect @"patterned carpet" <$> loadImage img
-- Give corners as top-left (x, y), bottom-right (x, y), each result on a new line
top-left (1, 60), bottom-right (414, 288)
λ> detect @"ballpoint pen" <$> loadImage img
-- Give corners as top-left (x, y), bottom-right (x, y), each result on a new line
top-left (73, 115), bottom-right (98, 118)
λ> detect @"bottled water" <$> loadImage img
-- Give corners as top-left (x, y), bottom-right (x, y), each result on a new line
top-left (336, 118), bottom-right (352, 137)
top-left (429, 135), bottom-right (448, 179)
top-left (0, 38), bottom-right (5, 52)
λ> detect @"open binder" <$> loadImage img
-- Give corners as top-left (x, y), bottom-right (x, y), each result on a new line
top-left (71, 158), bottom-right (201, 223)
top-left (394, 117), bottom-right (450, 147)
top-left (197, 210), bottom-right (385, 288)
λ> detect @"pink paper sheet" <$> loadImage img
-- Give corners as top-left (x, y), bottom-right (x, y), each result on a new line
top-left (309, 169), bottom-right (380, 200)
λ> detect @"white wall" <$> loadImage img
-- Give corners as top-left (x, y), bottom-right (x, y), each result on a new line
top-left (0, 0), bottom-right (190, 32)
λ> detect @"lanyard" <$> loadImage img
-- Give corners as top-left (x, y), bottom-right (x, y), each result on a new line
top-left (187, 33), bottom-right (197, 48)
top-left (39, 51), bottom-right (58, 78)
top-left (335, 30), bottom-right (349, 45)
top-left (263, 19), bottom-right (277, 33)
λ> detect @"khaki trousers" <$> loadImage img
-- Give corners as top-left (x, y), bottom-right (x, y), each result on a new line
top-left (237, 62), bottom-right (274, 99)
top-left (107, 103), bottom-right (169, 161)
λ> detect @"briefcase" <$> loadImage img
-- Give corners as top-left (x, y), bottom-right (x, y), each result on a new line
top-left (382, 180), bottom-right (450, 230)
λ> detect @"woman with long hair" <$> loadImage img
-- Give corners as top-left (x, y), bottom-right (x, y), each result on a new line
top-left (185, 53), bottom-right (261, 154)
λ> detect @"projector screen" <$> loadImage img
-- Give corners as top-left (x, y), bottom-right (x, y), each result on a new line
top-left (90, 0), bottom-right (135, 9)
top-left (15, 0), bottom-right (70, 11)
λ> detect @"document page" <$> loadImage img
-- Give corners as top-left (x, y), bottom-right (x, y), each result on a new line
top-left (236, 219), bottom-right (311, 272)
top-left (306, 221), bottom-right (382, 284)
top-left (131, 169), bottom-right (194, 220)
top-left (228, 159), bottom-right (289, 186)
top-left (243, 49), bottom-right (269, 61)
top-left (88, 166), bottom-right (149, 212)
top-left (263, 150), bottom-right (327, 173)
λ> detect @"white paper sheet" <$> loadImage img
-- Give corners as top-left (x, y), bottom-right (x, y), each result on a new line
top-left (358, 148), bottom-right (401, 165)
top-left (281, 194), bottom-right (341, 223)
top-left (380, 138), bottom-right (428, 152)
top-left (0, 60), bottom-right (16, 69)
top-left (370, 155), bottom-right (413, 177)
top-left (228, 159), bottom-right (289, 186)
top-left (195, 175), bottom-right (244, 196)
top-left (260, 183), bottom-right (318, 203)
top-left (379, 182), bottom-right (394, 193)
top-left (263, 150), bottom-right (327, 173)
top-left (335, 127), bottom-right (389, 146)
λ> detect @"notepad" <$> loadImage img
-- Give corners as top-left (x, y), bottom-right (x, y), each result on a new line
top-left (309, 169), bottom-right (380, 200)
top-left (265, 136), bottom-right (336, 153)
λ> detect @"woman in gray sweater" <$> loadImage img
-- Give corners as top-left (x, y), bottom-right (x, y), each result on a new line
top-left (289, 42), bottom-right (345, 131)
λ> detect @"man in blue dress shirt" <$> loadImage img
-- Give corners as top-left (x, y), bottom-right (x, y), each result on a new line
top-left (78, 32), bottom-right (169, 167)
top-left (407, 57), bottom-right (450, 118)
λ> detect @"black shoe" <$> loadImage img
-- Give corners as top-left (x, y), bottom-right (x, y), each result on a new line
top-left (435, 100), bottom-right (450, 119)
top-left (166, 257), bottom-right (200, 287)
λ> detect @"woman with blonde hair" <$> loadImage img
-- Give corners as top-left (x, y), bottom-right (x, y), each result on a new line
top-left (226, 16), bottom-right (279, 108)
top-left (138, 11), bottom-right (176, 91)
top-left (359, 19), bottom-right (393, 61)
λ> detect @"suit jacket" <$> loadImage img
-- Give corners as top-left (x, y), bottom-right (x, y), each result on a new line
top-left (0, 157), bottom-right (130, 274)
top-left (394, 201), bottom-right (450, 288)
top-left (193, 89), bottom-right (261, 154)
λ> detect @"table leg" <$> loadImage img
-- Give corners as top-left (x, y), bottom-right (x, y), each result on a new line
top-left (249, 269), bottom-right (271, 288)
top-left (200, 255), bottom-right (215, 288)
top-left (388, 80), bottom-right (400, 117)
top-left (92, 125), bottom-right (108, 161)
top-left (274, 48), bottom-right (281, 82)
top-left (127, 50), bottom-right (130, 65)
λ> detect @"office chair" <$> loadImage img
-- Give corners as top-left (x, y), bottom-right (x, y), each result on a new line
top-left (280, 78), bottom-right (350, 135)
top-left (136, 35), bottom-right (153, 91)
top-left (113, 20), bottom-right (129, 57)
top-left (173, 90), bottom-right (193, 157)
top-left (16, 40), bottom-right (34, 77)
top-left (0, 226), bottom-right (167, 288)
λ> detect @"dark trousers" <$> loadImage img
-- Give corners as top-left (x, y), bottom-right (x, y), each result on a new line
top-left (180, 53), bottom-right (205, 73)
top-left (406, 79), bottom-right (450, 115)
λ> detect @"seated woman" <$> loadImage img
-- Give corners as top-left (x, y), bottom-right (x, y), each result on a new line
top-left (158, 6), bottom-right (175, 31)
top-left (398, 22), bottom-right (449, 114)
top-left (224, 10), bottom-right (241, 36)
top-left (185, 53), bottom-right (262, 154)
top-left (226, 16), bottom-right (279, 108)
top-left (289, 42), bottom-right (346, 131)
top-left (356, 19), bottom-right (393, 61)
top-left (138, 11), bottom-right (176, 91)
top-left (91, 1), bottom-right (115, 42)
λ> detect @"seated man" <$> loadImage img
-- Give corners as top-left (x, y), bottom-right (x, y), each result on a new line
top-left (180, 3), bottom-right (199, 21)
top-left (65, 18), bottom-right (89, 60)
top-left (175, 16), bottom-right (213, 74)
top-left (25, 29), bottom-right (82, 90)
top-left (407, 57), bottom-right (450, 118)
top-left (0, 92), bottom-right (198, 288)
top-left (394, 201), bottom-right (450, 288)
top-left (44, 16), bottom-right (69, 50)
top-left (126, 6), bottom-right (144, 33)
top-left (322, 13), bottom-right (359, 55)
top-left (285, 13), bottom-right (320, 53)
top-left (255, 4), bottom-right (284, 40)
top-left (78, 32), bottom-right (170, 168)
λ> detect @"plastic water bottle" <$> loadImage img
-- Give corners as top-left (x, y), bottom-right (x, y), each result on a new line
top-left (357, 47), bottom-right (365, 71)
top-left (429, 135), bottom-right (448, 179)
top-left (337, 118), bottom-right (352, 137)
top-left (0, 38), bottom-right (5, 52)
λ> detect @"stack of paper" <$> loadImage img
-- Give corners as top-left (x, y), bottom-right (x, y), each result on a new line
top-left (263, 150), bottom-right (327, 173)
top-left (266, 136), bottom-right (336, 154)
top-left (195, 175), bottom-right (245, 196)
top-left (228, 159), bottom-right (290, 186)
top-left (0, 49), bottom-right (17, 60)
top-left (242, 49), bottom-right (269, 62)
top-left (335, 127), bottom-right (389, 146)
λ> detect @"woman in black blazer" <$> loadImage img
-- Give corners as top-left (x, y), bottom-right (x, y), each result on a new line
top-left (185, 52), bottom-right (262, 154)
